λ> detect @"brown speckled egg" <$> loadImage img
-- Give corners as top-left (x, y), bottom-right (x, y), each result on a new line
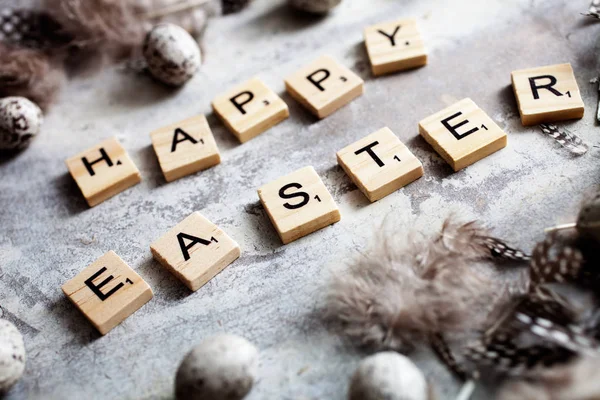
top-left (289, 0), bottom-right (342, 13)
top-left (0, 320), bottom-right (25, 393)
top-left (175, 334), bottom-right (258, 400)
top-left (0, 97), bottom-right (43, 151)
top-left (143, 23), bottom-right (201, 86)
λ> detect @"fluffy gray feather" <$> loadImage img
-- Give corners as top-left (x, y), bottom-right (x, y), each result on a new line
top-left (325, 218), bottom-right (516, 351)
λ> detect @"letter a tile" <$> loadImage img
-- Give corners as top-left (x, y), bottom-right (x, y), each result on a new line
top-left (364, 18), bottom-right (427, 76)
top-left (285, 55), bottom-right (364, 119)
top-left (212, 78), bottom-right (289, 143)
top-left (65, 137), bottom-right (141, 207)
top-left (419, 98), bottom-right (507, 172)
top-left (257, 166), bottom-right (341, 244)
top-left (62, 251), bottom-right (153, 335)
top-left (337, 127), bottom-right (423, 202)
top-left (150, 212), bottom-right (241, 291)
top-left (511, 63), bottom-right (584, 126)
top-left (150, 115), bottom-right (220, 182)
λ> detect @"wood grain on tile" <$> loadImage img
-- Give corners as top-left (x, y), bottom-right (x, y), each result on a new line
top-left (364, 18), bottom-right (427, 76)
top-left (419, 98), bottom-right (507, 171)
top-left (212, 78), bottom-right (289, 143)
top-left (511, 63), bottom-right (584, 126)
top-left (151, 115), bottom-right (220, 182)
top-left (62, 251), bottom-right (153, 335)
top-left (337, 127), bottom-right (423, 201)
top-left (65, 137), bottom-right (141, 207)
top-left (257, 166), bottom-right (340, 244)
top-left (150, 212), bottom-right (240, 291)
top-left (285, 55), bottom-right (364, 119)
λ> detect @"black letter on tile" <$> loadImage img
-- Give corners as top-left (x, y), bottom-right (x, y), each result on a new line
top-left (171, 128), bottom-right (198, 152)
top-left (307, 69), bottom-right (331, 92)
top-left (441, 112), bottom-right (479, 140)
top-left (354, 141), bottom-right (384, 167)
top-left (230, 91), bottom-right (254, 115)
top-left (82, 148), bottom-right (113, 177)
top-left (377, 25), bottom-right (401, 46)
top-left (85, 267), bottom-right (124, 301)
top-left (279, 183), bottom-right (310, 210)
top-left (177, 232), bottom-right (212, 261)
top-left (528, 75), bottom-right (563, 100)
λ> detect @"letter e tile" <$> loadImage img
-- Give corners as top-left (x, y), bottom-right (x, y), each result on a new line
top-left (419, 98), bottom-right (507, 171)
top-left (61, 251), bottom-right (153, 335)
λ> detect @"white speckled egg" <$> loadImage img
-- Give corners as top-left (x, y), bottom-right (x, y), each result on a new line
top-left (175, 334), bottom-right (258, 400)
top-left (349, 352), bottom-right (428, 400)
top-left (289, 0), bottom-right (342, 13)
top-left (143, 23), bottom-right (201, 86)
top-left (0, 320), bottom-right (26, 393)
top-left (0, 97), bottom-right (43, 151)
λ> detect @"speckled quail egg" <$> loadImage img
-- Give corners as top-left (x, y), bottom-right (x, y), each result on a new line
top-left (349, 352), bottom-right (429, 400)
top-left (143, 23), bottom-right (202, 86)
top-left (0, 320), bottom-right (26, 393)
top-left (0, 96), bottom-right (43, 151)
top-left (289, 0), bottom-right (342, 13)
top-left (175, 333), bottom-right (258, 400)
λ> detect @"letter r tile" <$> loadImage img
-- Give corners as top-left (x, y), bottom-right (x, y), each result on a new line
top-left (285, 55), bottom-right (364, 119)
top-left (150, 212), bottom-right (240, 291)
top-left (65, 137), bottom-right (141, 207)
top-left (257, 166), bottom-right (340, 244)
top-left (419, 98), bottom-right (507, 172)
top-left (212, 78), bottom-right (289, 143)
top-left (511, 63), bottom-right (584, 126)
top-left (61, 251), bottom-right (153, 335)
top-left (337, 127), bottom-right (423, 202)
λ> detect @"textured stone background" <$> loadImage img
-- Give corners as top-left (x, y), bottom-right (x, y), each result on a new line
top-left (1, 0), bottom-right (600, 399)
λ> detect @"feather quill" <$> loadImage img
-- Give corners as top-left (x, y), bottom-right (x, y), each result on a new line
top-left (585, 0), bottom-right (600, 19)
top-left (538, 124), bottom-right (588, 156)
top-left (497, 355), bottom-right (600, 400)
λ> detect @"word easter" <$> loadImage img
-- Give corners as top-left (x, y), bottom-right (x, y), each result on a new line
top-left (63, 18), bottom-right (585, 334)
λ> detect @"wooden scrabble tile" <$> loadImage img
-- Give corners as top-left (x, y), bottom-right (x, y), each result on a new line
top-left (285, 55), bottom-right (364, 119)
top-left (511, 63), bottom-right (584, 126)
top-left (150, 212), bottom-right (241, 291)
top-left (65, 137), bottom-right (141, 207)
top-left (419, 98), bottom-right (507, 172)
top-left (62, 251), bottom-right (153, 335)
top-left (212, 78), bottom-right (289, 143)
top-left (364, 18), bottom-right (427, 76)
top-left (150, 115), bottom-right (220, 182)
top-left (257, 166), bottom-right (340, 244)
top-left (337, 127), bottom-right (423, 202)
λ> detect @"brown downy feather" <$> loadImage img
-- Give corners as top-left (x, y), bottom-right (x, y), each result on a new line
top-left (497, 355), bottom-right (600, 400)
top-left (42, 0), bottom-right (146, 57)
top-left (0, 43), bottom-right (64, 111)
top-left (324, 218), bottom-right (516, 352)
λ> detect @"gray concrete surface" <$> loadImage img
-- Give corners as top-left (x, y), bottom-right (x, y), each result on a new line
top-left (1, 0), bottom-right (600, 399)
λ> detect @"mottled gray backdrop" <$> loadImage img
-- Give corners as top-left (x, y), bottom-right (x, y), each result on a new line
top-left (1, 0), bottom-right (600, 399)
